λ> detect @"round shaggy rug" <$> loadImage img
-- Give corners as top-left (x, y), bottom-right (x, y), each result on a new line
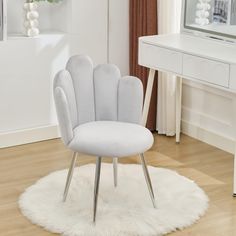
top-left (19, 164), bottom-right (208, 236)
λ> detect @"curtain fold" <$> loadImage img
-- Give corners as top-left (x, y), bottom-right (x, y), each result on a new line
top-left (157, 0), bottom-right (182, 135)
top-left (129, 0), bottom-right (158, 131)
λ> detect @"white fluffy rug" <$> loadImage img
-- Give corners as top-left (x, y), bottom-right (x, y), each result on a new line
top-left (19, 164), bottom-right (208, 236)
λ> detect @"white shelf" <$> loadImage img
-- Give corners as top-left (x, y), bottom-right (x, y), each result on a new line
top-left (7, 31), bottom-right (67, 40)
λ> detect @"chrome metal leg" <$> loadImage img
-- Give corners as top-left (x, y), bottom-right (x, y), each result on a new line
top-left (93, 156), bottom-right (102, 223)
top-left (176, 77), bottom-right (183, 143)
top-left (113, 157), bottom-right (118, 187)
top-left (63, 152), bottom-right (78, 202)
top-left (140, 153), bottom-right (156, 208)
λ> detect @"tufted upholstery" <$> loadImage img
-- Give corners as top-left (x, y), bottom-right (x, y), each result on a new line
top-left (54, 55), bottom-right (153, 157)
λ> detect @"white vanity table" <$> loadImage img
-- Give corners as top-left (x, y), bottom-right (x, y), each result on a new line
top-left (139, 0), bottom-right (236, 195)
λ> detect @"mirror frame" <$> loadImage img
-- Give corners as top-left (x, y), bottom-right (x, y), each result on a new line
top-left (181, 0), bottom-right (236, 43)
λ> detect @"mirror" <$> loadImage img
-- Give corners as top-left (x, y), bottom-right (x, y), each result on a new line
top-left (184, 0), bottom-right (236, 39)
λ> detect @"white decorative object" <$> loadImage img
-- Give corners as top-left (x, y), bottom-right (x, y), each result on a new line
top-left (195, 0), bottom-right (211, 26)
top-left (19, 164), bottom-right (209, 236)
top-left (23, 2), bottom-right (39, 37)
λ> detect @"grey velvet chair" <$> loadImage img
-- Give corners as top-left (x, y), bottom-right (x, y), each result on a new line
top-left (53, 55), bottom-right (156, 222)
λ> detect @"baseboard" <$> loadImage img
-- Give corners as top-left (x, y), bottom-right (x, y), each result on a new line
top-left (0, 125), bottom-right (60, 149)
top-left (181, 120), bottom-right (235, 154)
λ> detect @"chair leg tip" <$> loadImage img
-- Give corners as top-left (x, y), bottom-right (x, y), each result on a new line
top-left (153, 201), bottom-right (157, 209)
top-left (62, 195), bottom-right (67, 202)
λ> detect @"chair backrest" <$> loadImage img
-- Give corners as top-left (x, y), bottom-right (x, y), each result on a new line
top-left (54, 55), bottom-right (143, 145)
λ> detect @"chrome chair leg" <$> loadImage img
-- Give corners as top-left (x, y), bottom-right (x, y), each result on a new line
top-left (140, 153), bottom-right (157, 208)
top-left (63, 152), bottom-right (78, 202)
top-left (113, 157), bottom-right (118, 187)
top-left (93, 156), bottom-right (102, 223)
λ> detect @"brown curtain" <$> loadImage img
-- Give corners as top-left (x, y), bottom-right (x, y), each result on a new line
top-left (129, 0), bottom-right (158, 131)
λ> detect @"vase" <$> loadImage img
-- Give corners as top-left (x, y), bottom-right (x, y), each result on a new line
top-left (23, 2), bottom-right (39, 37)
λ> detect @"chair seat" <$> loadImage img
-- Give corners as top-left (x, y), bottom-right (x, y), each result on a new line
top-left (69, 121), bottom-right (154, 157)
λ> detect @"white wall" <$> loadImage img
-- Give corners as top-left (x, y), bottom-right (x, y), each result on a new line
top-left (0, 33), bottom-right (69, 147)
top-left (182, 81), bottom-right (236, 154)
top-left (68, 0), bottom-right (129, 73)
top-left (108, 0), bottom-right (129, 75)
top-left (0, 0), bottom-right (129, 148)
top-left (68, 0), bottom-right (108, 65)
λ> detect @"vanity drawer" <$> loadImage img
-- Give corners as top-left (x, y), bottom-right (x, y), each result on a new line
top-left (183, 54), bottom-right (230, 87)
top-left (139, 42), bottom-right (183, 74)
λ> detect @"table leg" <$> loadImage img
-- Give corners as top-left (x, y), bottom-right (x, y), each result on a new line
top-left (234, 150), bottom-right (236, 197)
top-left (232, 98), bottom-right (236, 196)
top-left (142, 69), bottom-right (156, 126)
top-left (175, 77), bottom-right (183, 143)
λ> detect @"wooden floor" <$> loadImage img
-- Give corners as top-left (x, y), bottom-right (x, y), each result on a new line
top-left (0, 133), bottom-right (236, 235)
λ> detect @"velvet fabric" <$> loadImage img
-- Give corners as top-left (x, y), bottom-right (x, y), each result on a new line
top-left (69, 121), bottom-right (153, 157)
